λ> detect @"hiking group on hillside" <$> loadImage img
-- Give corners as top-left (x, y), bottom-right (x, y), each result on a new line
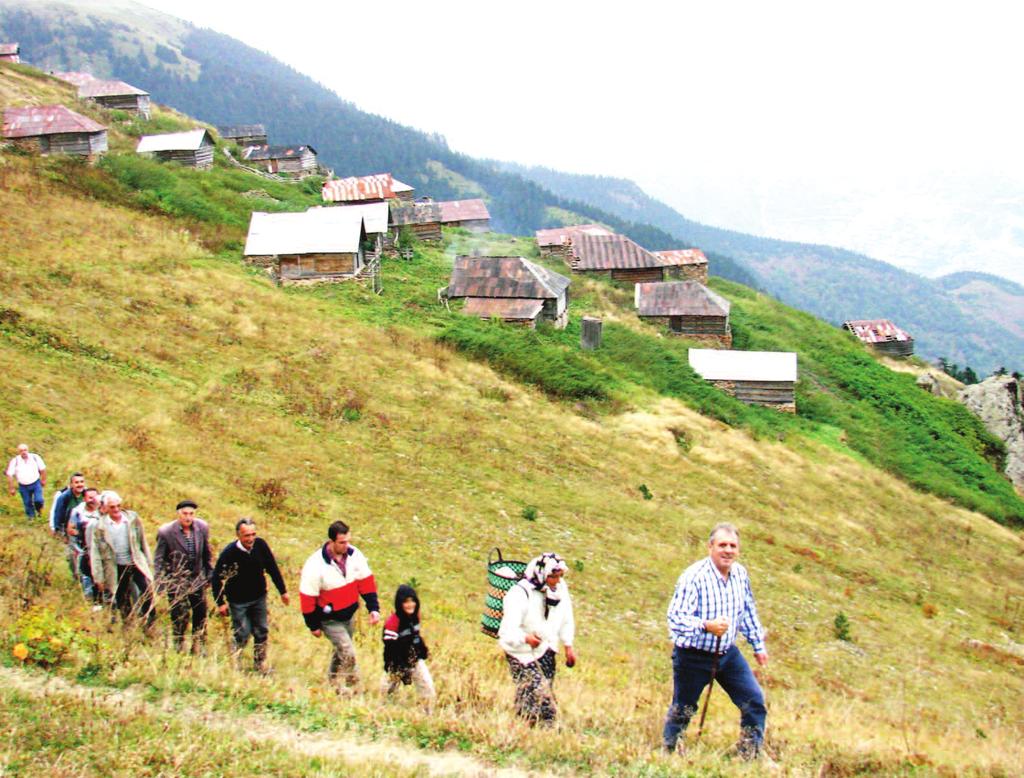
top-left (9, 441), bottom-right (770, 760)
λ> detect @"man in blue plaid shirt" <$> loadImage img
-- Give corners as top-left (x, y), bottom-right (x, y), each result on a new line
top-left (663, 522), bottom-right (768, 758)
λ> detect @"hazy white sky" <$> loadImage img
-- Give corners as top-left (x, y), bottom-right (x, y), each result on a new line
top-left (135, 0), bottom-right (1024, 237)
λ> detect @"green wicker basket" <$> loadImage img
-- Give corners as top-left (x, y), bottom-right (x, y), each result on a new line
top-left (481, 547), bottom-right (527, 638)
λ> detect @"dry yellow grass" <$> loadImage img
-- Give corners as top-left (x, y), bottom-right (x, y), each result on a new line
top-left (1, 147), bottom-right (1023, 776)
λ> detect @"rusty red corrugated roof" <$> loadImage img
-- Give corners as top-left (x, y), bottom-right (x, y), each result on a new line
top-left (2, 104), bottom-right (106, 138)
top-left (323, 173), bottom-right (395, 202)
top-left (79, 79), bottom-right (148, 98)
top-left (843, 319), bottom-right (913, 343)
top-left (652, 249), bottom-right (708, 267)
top-left (635, 281), bottom-right (730, 317)
top-left (448, 256), bottom-right (570, 300)
top-left (535, 223), bottom-right (614, 248)
top-left (438, 198), bottom-right (490, 223)
top-left (569, 231), bottom-right (666, 270)
top-left (463, 297), bottom-right (544, 320)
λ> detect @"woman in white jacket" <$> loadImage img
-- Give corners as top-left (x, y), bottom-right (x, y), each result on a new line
top-left (498, 552), bottom-right (576, 726)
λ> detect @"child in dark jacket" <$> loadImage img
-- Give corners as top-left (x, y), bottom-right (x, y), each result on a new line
top-left (382, 584), bottom-right (435, 700)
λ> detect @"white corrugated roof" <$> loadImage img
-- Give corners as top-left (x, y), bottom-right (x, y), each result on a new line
top-left (311, 202), bottom-right (388, 234)
top-left (136, 128), bottom-right (212, 153)
top-left (244, 208), bottom-right (365, 256)
top-left (688, 348), bottom-right (798, 382)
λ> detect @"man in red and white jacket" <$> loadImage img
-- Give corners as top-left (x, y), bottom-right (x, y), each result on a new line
top-left (300, 520), bottom-right (380, 690)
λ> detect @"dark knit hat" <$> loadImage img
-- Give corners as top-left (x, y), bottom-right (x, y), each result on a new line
top-left (176, 499), bottom-right (198, 511)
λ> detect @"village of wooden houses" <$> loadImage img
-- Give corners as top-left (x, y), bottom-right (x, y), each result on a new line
top-left (0, 44), bottom-right (922, 417)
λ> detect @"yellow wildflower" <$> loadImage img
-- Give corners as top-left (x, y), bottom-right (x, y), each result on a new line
top-left (12, 643), bottom-right (29, 661)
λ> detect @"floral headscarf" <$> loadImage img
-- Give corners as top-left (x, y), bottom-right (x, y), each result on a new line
top-left (524, 552), bottom-right (568, 593)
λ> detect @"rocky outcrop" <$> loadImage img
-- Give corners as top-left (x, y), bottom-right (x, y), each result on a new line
top-left (959, 376), bottom-right (1024, 492)
top-left (916, 372), bottom-right (941, 396)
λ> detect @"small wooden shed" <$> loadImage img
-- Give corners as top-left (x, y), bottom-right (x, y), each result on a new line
top-left (389, 201), bottom-right (443, 241)
top-left (535, 224), bottom-right (613, 259)
top-left (242, 144), bottom-right (318, 177)
top-left (0, 43), bottom-right (20, 63)
top-left (312, 201), bottom-right (389, 255)
top-left (635, 281), bottom-right (732, 346)
top-left (79, 79), bottom-right (151, 118)
top-left (244, 207), bottom-right (371, 285)
top-left (445, 256), bottom-right (571, 329)
top-left (438, 199), bottom-right (490, 232)
top-left (566, 231), bottom-right (671, 285)
top-left (136, 128), bottom-right (215, 169)
top-left (652, 249), bottom-right (709, 284)
top-left (2, 105), bottom-right (107, 156)
top-left (843, 319), bottom-right (915, 357)
top-left (217, 124), bottom-right (267, 147)
top-left (688, 348), bottom-right (798, 412)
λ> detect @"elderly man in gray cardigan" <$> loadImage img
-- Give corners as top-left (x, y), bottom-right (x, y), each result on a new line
top-left (154, 500), bottom-right (214, 654)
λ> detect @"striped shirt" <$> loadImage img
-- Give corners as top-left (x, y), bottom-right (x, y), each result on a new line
top-left (666, 557), bottom-right (766, 654)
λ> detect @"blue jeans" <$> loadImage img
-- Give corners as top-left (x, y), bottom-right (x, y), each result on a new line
top-left (229, 595), bottom-right (269, 648)
top-left (17, 480), bottom-right (44, 519)
top-left (663, 644), bottom-right (766, 753)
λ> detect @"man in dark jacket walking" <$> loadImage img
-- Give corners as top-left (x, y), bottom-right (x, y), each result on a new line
top-left (212, 518), bottom-right (289, 673)
top-left (154, 499), bottom-right (213, 654)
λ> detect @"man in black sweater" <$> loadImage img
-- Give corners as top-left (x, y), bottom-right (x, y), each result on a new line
top-left (212, 518), bottom-right (289, 673)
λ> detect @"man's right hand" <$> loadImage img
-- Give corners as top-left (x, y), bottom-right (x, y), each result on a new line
top-left (704, 616), bottom-right (730, 637)
top-left (217, 604), bottom-right (229, 617)
top-left (311, 629), bottom-right (322, 639)
top-left (525, 633), bottom-right (542, 648)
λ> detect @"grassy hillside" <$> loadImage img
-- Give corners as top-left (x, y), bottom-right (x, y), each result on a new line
top-left (2, 61), bottom-right (1024, 776)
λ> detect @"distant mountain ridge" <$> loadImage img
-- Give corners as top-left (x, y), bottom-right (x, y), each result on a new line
top-left (0, 0), bottom-right (1019, 372)
top-left (504, 164), bottom-right (1024, 374)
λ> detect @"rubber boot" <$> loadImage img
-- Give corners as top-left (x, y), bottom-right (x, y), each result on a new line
top-left (254, 641), bottom-right (270, 675)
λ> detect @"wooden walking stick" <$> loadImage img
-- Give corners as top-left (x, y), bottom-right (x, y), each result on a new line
top-left (695, 635), bottom-right (723, 741)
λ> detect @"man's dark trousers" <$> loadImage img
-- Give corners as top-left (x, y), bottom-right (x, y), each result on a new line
top-left (229, 595), bottom-right (269, 649)
top-left (663, 644), bottom-right (766, 751)
top-left (169, 590), bottom-right (208, 649)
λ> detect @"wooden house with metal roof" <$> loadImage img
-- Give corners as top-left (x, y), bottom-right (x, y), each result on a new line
top-left (635, 281), bottom-right (732, 346)
top-left (136, 128), bottom-right (215, 169)
top-left (688, 348), bottom-right (798, 412)
top-left (389, 200), bottom-right (443, 241)
top-left (2, 105), bottom-right (107, 156)
top-left (565, 231), bottom-right (672, 285)
top-left (243, 207), bottom-right (373, 285)
top-left (79, 79), bottom-right (151, 118)
top-left (843, 319), bottom-right (915, 357)
top-left (0, 43), bottom-right (20, 63)
top-left (444, 256), bottom-right (571, 329)
top-left (535, 224), bottom-right (614, 260)
top-left (217, 124), bottom-right (267, 147)
top-left (652, 249), bottom-right (709, 283)
top-left (242, 144), bottom-right (318, 177)
top-left (437, 199), bottom-right (490, 232)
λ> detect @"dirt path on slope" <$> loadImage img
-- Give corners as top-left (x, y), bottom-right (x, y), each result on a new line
top-left (0, 667), bottom-right (550, 778)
